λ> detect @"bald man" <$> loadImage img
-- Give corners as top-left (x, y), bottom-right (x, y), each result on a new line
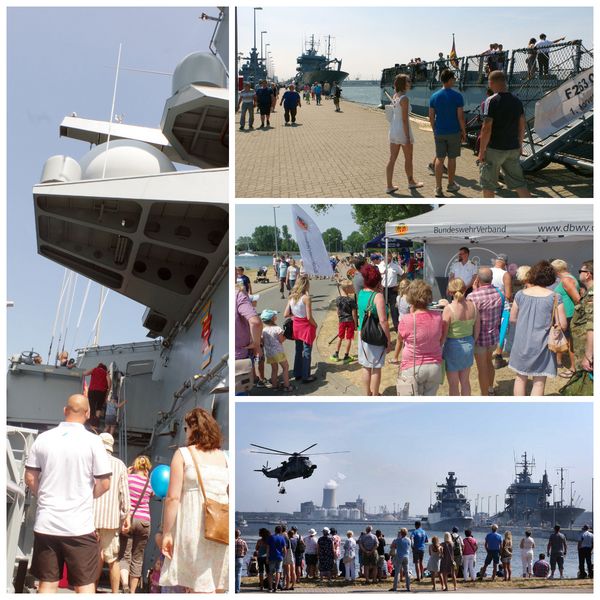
top-left (25, 394), bottom-right (112, 593)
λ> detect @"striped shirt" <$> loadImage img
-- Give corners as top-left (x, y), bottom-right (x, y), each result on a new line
top-left (128, 473), bottom-right (152, 522)
top-left (94, 453), bottom-right (130, 530)
top-left (469, 284), bottom-right (503, 347)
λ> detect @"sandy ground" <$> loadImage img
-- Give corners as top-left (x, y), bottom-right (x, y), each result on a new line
top-left (240, 575), bottom-right (593, 593)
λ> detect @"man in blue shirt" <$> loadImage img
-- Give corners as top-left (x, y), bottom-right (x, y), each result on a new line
top-left (410, 520), bottom-right (428, 581)
top-left (428, 69), bottom-right (466, 198)
top-left (391, 528), bottom-right (413, 591)
top-left (280, 84), bottom-right (302, 126)
top-left (267, 525), bottom-right (287, 591)
top-left (479, 523), bottom-right (503, 581)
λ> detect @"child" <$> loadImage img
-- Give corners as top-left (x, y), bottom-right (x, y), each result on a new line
top-left (390, 278), bottom-right (412, 365)
top-left (260, 309), bottom-right (293, 392)
top-left (104, 394), bottom-right (127, 435)
top-left (427, 536), bottom-right (444, 591)
top-left (331, 282), bottom-right (357, 363)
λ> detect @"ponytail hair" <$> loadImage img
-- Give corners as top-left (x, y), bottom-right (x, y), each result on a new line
top-left (448, 277), bottom-right (466, 301)
top-left (132, 455), bottom-right (152, 476)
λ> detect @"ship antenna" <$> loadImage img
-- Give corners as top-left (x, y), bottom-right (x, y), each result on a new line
top-left (102, 43), bottom-right (123, 180)
top-left (47, 268), bottom-right (69, 364)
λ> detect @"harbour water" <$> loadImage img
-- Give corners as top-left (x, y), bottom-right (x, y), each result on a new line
top-left (340, 83), bottom-right (381, 107)
top-left (239, 520), bottom-right (583, 578)
top-left (235, 254), bottom-right (302, 270)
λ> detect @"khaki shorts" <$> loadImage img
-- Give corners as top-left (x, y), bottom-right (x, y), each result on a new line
top-left (97, 528), bottom-right (120, 563)
top-left (480, 147), bottom-right (527, 191)
top-left (435, 133), bottom-right (462, 159)
top-left (474, 344), bottom-right (496, 355)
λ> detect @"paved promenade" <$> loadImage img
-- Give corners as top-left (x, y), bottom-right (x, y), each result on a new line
top-left (235, 98), bottom-right (592, 198)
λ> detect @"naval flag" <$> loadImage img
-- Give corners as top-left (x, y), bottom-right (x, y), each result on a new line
top-left (290, 205), bottom-right (333, 277)
top-left (449, 34), bottom-right (459, 69)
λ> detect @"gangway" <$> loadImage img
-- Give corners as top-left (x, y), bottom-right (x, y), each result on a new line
top-left (7, 426), bottom-right (38, 593)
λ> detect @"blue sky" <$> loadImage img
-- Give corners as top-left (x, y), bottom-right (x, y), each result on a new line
top-left (237, 7), bottom-right (593, 80)
top-left (6, 7), bottom-right (221, 357)
top-left (236, 204), bottom-right (357, 239)
top-left (236, 402), bottom-right (593, 514)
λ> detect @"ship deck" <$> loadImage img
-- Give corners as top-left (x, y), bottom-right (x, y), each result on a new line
top-left (235, 99), bottom-right (592, 198)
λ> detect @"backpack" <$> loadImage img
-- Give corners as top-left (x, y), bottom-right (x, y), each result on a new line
top-left (296, 537), bottom-right (306, 553)
top-left (452, 534), bottom-right (463, 557)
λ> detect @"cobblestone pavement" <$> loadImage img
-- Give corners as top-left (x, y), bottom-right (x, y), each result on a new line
top-left (235, 99), bottom-right (592, 199)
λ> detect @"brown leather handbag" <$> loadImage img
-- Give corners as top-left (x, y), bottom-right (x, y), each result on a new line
top-left (190, 448), bottom-right (229, 545)
top-left (548, 295), bottom-right (569, 353)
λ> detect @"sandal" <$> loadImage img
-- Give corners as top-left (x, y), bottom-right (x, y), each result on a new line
top-left (559, 369), bottom-right (575, 378)
top-left (408, 181), bottom-right (424, 189)
top-left (385, 186), bottom-right (399, 194)
top-left (281, 385), bottom-right (295, 393)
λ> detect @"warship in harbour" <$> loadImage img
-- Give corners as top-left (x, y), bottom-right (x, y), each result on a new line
top-left (295, 35), bottom-right (348, 87)
top-left (379, 40), bottom-right (593, 174)
top-left (7, 8), bottom-right (229, 593)
top-left (426, 472), bottom-right (474, 530)
top-left (495, 453), bottom-right (585, 528)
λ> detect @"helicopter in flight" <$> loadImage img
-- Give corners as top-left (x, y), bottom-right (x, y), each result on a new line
top-left (250, 443), bottom-right (349, 494)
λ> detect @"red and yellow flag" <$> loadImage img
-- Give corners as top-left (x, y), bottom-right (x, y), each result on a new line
top-left (450, 34), bottom-right (459, 69)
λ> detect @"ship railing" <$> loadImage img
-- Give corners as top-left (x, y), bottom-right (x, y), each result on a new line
top-left (7, 426), bottom-right (38, 592)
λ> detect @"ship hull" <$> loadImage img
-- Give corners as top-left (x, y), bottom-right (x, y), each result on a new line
top-left (298, 70), bottom-right (349, 86)
top-left (427, 517), bottom-right (474, 531)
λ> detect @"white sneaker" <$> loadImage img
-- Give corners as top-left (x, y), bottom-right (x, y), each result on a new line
top-left (447, 182), bottom-right (461, 193)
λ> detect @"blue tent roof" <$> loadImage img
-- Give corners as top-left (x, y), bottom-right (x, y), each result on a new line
top-left (364, 232), bottom-right (412, 249)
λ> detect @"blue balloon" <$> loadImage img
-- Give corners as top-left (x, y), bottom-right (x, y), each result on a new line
top-left (150, 464), bottom-right (170, 499)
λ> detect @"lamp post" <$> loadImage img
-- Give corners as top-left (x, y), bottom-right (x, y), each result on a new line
top-left (273, 205), bottom-right (280, 256)
top-left (264, 44), bottom-right (270, 78)
top-left (553, 485), bottom-right (557, 525)
top-left (261, 31), bottom-right (267, 66)
top-left (487, 496), bottom-right (491, 517)
top-left (253, 7), bottom-right (262, 50)
top-left (495, 494), bottom-right (499, 515)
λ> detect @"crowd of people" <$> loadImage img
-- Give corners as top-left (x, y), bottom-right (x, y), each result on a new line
top-left (235, 248), bottom-right (593, 397)
top-left (23, 396), bottom-right (228, 593)
top-left (235, 521), bottom-right (593, 592)
top-left (237, 79), bottom-right (343, 130)
top-left (347, 250), bottom-right (593, 396)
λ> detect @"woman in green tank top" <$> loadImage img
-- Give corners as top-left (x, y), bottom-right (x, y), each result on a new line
top-left (441, 278), bottom-right (480, 396)
top-left (551, 260), bottom-right (581, 377)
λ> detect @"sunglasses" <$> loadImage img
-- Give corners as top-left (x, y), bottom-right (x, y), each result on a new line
top-left (579, 270), bottom-right (591, 274)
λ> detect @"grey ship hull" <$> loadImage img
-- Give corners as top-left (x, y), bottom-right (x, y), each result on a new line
top-left (426, 516), bottom-right (474, 531)
top-left (298, 69), bottom-right (349, 86)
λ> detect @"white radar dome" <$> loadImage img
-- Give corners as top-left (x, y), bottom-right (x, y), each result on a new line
top-left (171, 52), bottom-right (227, 94)
top-left (80, 139), bottom-right (176, 180)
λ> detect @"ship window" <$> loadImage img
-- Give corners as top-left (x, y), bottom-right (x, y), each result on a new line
top-left (133, 261), bottom-right (147, 273)
top-left (175, 225), bottom-right (192, 239)
top-left (157, 267), bottom-right (172, 281)
top-left (184, 274), bottom-right (199, 289)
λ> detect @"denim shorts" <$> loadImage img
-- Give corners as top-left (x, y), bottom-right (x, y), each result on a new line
top-left (269, 559), bottom-right (283, 574)
top-left (435, 133), bottom-right (462, 159)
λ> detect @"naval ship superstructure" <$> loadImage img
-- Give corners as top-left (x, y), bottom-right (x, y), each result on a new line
top-left (496, 452), bottom-right (585, 528)
top-left (426, 471), bottom-right (474, 530)
top-left (7, 8), bottom-right (230, 592)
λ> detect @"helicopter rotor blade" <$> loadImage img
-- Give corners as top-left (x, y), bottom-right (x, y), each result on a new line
top-left (250, 451), bottom-right (293, 456)
top-left (297, 443), bottom-right (318, 454)
top-left (249, 443), bottom-right (292, 455)
top-left (303, 451), bottom-right (350, 455)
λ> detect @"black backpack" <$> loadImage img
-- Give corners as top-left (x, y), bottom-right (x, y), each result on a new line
top-left (296, 537), bottom-right (306, 553)
top-left (283, 317), bottom-right (294, 340)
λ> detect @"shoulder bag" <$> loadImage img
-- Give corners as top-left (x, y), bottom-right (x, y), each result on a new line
top-left (396, 313), bottom-right (417, 396)
top-left (190, 448), bottom-right (229, 545)
top-left (124, 475), bottom-right (150, 536)
top-left (548, 294), bottom-right (569, 353)
top-left (361, 292), bottom-right (387, 347)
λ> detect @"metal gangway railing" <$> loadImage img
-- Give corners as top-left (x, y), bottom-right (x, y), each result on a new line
top-left (7, 426), bottom-right (38, 593)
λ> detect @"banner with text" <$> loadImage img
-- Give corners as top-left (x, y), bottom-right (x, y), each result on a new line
top-left (534, 67), bottom-right (593, 140)
top-left (290, 205), bottom-right (333, 277)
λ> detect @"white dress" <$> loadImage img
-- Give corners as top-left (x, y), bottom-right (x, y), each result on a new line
top-left (389, 94), bottom-right (415, 145)
top-left (159, 447), bottom-right (229, 592)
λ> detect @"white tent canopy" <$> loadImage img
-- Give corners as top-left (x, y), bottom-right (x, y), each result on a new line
top-left (385, 205), bottom-right (593, 298)
top-left (385, 204), bottom-right (593, 243)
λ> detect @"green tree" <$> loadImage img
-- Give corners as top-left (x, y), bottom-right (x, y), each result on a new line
top-left (311, 204), bottom-right (334, 215)
top-left (235, 235), bottom-right (254, 252)
top-left (351, 204), bottom-right (433, 240)
top-left (251, 225), bottom-right (282, 252)
top-left (322, 227), bottom-right (343, 253)
top-left (344, 230), bottom-right (366, 253)
top-left (281, 224), bottom-right (293, 252)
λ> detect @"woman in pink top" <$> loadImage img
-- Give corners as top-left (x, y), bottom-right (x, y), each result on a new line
top-left (119, 455), bottom-right (153, 593)
top-left (396, 280), bottom-right (444, 395)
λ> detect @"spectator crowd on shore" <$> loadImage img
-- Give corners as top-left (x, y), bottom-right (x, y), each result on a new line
top-left (235, 521), bottom-right (593, 592)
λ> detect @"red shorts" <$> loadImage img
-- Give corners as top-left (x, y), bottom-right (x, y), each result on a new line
top-left (338, 321), bottom-right (356, 340)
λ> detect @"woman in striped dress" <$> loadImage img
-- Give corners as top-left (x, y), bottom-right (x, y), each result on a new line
top-left (119, 455), bottom-right (153, 593)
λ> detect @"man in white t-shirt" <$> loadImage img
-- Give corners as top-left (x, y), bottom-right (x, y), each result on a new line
top-left (379, 252), bottom-right (404, 330)
top-left (25, 394), bottom-right (112, 593)
top-left (535, 33), bottom-right (565, 77)
top-left (448, 246), bottom-right (478, 295)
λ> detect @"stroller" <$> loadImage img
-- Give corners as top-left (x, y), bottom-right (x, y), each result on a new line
top-left (254, 266), bottom-right (269, 284)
